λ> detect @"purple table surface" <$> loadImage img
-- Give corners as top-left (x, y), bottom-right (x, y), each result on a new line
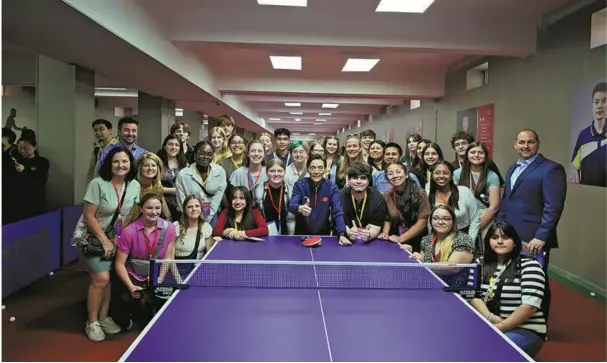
top-left (121, 236), bottom-right (531, 362)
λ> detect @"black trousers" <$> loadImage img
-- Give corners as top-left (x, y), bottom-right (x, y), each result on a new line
top-left (109, 270), bottom-right (166, 330)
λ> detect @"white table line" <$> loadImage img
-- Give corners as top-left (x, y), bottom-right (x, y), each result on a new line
top-left (310, 248), bottom-right (334, 362)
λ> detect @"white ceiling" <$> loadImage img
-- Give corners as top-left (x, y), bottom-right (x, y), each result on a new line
top-left (3, 0), bottom-right (575, 136)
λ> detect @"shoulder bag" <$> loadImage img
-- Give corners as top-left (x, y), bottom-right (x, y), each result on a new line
top-left (82, 182), bottom-right (129, 258)
top-left (128, 220), bottom-right (170, 277)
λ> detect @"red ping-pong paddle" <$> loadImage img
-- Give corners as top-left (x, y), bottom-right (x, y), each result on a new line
top-left (301, 236), bottom-right (322, 247)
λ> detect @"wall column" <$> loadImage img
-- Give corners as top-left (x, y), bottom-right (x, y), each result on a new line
top-left (36, 55), bottom-right (95, 210)
top-left (137, 92), bottom-right (175, 152)
top-left (182, 109), bottom-right (203, 143)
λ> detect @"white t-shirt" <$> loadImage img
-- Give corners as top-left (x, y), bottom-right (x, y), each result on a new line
top-left (173, 221), bottom-right (213, 260)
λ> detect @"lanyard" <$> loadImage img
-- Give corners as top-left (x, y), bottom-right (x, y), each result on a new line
top-left (235, 222), bottom-right (239, 231)
top-left (436, 191), bottom-right (449, 205)
top-left (248, 167), bottom-right (262, 190)
top-left (430, 235), bottom-right (441, 263)
top-left (484, 261), bottom-right (511, 302)
top-left (351, 191), bottom-right (367, 227)
top-left (267, 184), bottom-right (284, 217)
top-left (112, 181), bottom-right (125, 210)
top-left (142, 228), bottom-right (159, 258)
top-left (295, 165), bottom-right (305, 179)
top-left (469, 173), bottom-right (480, 195)
top-left (196, 167), bottom-right (209, 188)
top-left (231, 157), bottom-right (241, 170)
top-left (142, 183), bottom-right (154, 195)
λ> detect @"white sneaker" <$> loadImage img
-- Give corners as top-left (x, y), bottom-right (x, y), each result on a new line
top-left (85, 321), bottom-right (105, 342)
top-left (99, 317), bottom-right (122, 334)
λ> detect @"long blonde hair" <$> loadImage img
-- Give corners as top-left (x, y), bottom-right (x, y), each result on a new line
top-left (430, 205), bottom-right (458, 262)
top-left (177, 195), bottom-right (206, 245)
top-left (209, 126), bottom-right (229, 155)
top-left (337, 135), bottom-right (365, 179)
top-left (136, 152), bottom-right (164, 194)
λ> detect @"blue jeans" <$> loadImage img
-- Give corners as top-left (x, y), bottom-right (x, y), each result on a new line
top-left (505, 328), bottom-right (544, 357)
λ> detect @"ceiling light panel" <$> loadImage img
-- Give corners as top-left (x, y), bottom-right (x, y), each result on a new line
top-left (322, 103), bottom-right (339, 109)
top-left (290, 112), bottom-right (303, 115)
top-left (270, 56), bottom-right (302, 70)
top-left (257, 0), bottom-right (307, 7)
top-left (285, 102), bottom-right (301, 107)
top-left (375, 0), bottom-right (435, 13)
top-left (319, 113), bottom-right (332, 116)
top-left (316, 119), bottom-right (327, 122)
top-left (342, 58), bottom-right (380, 72)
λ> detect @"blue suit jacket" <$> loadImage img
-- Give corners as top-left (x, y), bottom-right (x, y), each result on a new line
top-left (498, 154), bottom-right (567, 249)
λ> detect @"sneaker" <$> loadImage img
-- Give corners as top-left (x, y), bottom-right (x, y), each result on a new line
top-left (85, 321), bottom-right (105, 342)
top-left (99, 317), bottom-right (122, 334)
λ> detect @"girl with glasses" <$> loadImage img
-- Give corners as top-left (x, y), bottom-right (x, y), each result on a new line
top-left (409, 204), bottom-right (475, 263)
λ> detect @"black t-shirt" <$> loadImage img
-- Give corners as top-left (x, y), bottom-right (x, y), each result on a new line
top-left (339, 187), bottom-right (387, 228)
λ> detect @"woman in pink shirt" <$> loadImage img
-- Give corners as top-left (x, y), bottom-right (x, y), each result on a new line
top-left (113, 193), bottom-right (177, 329)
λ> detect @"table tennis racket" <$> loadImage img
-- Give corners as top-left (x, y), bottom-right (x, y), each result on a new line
top-left (301, 236), bottom-right (322, 247)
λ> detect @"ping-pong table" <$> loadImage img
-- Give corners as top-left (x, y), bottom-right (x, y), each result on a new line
top-left (120, 236), bottom-right (532, 362)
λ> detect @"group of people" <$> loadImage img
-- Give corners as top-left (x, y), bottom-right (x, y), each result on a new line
top-left (2, 127), bottom-right (50, 224)
top-left (72, 114), bottom-right (567, 358)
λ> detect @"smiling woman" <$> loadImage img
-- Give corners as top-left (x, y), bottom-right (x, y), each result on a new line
top-left (113, 193), bottom-right (178, 330)
top-left (229, 139), bottom-right (268, 191)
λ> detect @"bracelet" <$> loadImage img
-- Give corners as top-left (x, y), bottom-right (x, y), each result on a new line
top-left (486, 313), bottom-right (493, 321)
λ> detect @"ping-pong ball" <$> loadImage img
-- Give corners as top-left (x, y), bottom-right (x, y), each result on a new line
top-left (591, 292), bottom-right (596, 297)
top-left (1, 305), bottom-right (5, 310)
top-left (49, 272), bottom-right (54, 276)
top-left (9, 317), bottom-right (15, 323)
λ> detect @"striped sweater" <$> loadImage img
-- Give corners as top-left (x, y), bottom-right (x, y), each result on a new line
top-left (476, 256), bottom-right (547, 336)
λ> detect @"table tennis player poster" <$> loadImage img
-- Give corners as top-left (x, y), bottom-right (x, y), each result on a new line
top-left (476, 103), bottom-right (495, 159)
top-left (456, 103), bottom-right (495, 158)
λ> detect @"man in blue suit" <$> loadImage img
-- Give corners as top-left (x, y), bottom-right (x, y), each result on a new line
top-left (499, 129), bottom-right (567, 324)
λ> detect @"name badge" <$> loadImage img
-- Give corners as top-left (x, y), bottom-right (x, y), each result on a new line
top-left (202, 202), bottom-right (211, 217)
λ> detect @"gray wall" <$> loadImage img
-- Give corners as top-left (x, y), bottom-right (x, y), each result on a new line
top-left (346, 1), bottom-right (607, 291)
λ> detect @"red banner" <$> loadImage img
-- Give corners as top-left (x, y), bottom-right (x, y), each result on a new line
top-left (476, 104), bottom-right (495, 158)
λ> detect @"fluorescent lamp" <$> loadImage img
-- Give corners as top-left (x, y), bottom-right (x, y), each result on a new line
top-left (95, 87), bottom-right (127, 91)
top-left (342, 58), bottom-right (380, 72)
top-left (319, 113), bottom-right (332, 116)
top-left (322, 103), bottom-right (339, 109)
top-left (269, 118), bottom-right (281, 121)
top-left (375, 0), bottom-right (435, 13)
top-left (175, 108), bottom-right (184, 112)
top-left (316, 119), bottom-right (326, 122)
top-left (270, 56), bottom-right (302, 70)
top-left (293, 132), bottom-right (300, 135)
top-left (294, 118), bottom-right (301, 121)
top-left (285, 102), bottom-right (301, 107)
top-left (257, 0), bottom-right (307, 7)
top-left (290, 112), bottom-right (303, 115)
top-left (308, 133), bottom-right (316, 136)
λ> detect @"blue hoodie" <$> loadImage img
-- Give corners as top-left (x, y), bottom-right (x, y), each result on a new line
top-left (289, 178), bottom-right (346, 236)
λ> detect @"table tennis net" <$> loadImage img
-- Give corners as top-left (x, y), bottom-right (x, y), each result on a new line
top-left (149, 259), bottom-right (481, 292)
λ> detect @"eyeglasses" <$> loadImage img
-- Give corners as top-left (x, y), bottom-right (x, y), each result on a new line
top-left (432, 216), bottom-right (453, 223)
